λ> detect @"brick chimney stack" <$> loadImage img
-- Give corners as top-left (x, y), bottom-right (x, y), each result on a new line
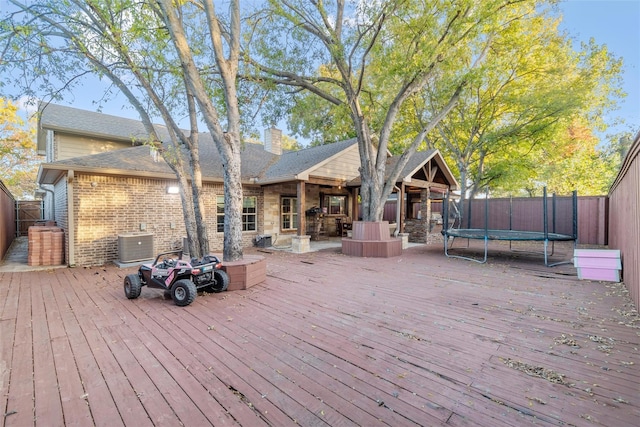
top-left (264, 127), bottom-right (282, 155)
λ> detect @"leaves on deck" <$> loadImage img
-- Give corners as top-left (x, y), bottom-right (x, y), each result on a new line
top-left (553, 334), bottom-right (580, 348)
top-left (501, 358), bottom-right (568, 385)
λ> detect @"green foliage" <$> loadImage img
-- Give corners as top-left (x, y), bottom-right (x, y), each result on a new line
top-left (0, 0), bottom-right (251, 260)
top-left (2, 0), bottom-right (629, 206)
top-left (0, 98), bottom-right (38, 199)
top-left (248, 0), bottom-right (550, 220)
top-left (281, 134), bottom-right (303, 151)
top-left (249, 1), bottom-right (626, 202)
top-left (412, 5), bottom-right (625, 198)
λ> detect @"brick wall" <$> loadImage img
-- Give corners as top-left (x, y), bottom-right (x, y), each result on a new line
top-left (72, 174), bottom-right (264, 266)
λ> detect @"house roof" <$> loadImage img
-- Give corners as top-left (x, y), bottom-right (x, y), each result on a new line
top-left (261, 138), bottom-right (359, 183)
top-left (37, 137), bottom-right (282, 185)
top-left (36, 123), bottom-right (360, 187)
top-left (37, 103), bottom-right (167, 153)
top-left (37, 104), bottom-right (458, 191)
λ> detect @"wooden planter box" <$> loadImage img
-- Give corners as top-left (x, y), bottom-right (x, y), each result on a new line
top-left (222, 255), bottom-right (267, 291)
top-left (342, 221), bottom-right (402, 258)
top-left (573, 249), bottom-right (621, 282)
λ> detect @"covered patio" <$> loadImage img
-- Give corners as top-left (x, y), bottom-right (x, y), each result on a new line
top-left (1, 241), bottom-right (638, 426)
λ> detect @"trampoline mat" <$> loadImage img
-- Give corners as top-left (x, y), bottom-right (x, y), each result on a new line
top-left (444, 228), bottom-right (574, 242)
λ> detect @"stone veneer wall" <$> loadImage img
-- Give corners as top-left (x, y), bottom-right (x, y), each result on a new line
top-left (405, 188), bottom-right (431, 243)
top-left (262, 183), bottom-right (297, 246)
top-left (262, 183), bottom-right (322, 246)
top-left (404, 220), bottom-right (444, 245)
top-left (72, 173), bottom-right (263, 266)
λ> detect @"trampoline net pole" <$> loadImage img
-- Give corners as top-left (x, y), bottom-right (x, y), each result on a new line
top-left (509, 196), bottom-right (515, 251)
top-left (573, 190), bottom-right (578, 240)
top-left (552, 192), bottom-right (557, 234)
top-left (543, 187), bottom-right (548, 239)
top-left (484, 195), bottom-right (489, 234)
top-left (443, 191), bottom-right (449, 230)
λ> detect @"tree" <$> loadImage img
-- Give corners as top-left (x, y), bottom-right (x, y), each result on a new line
top-left (416, 14), bottom-right (624, 201)
top-left (2, 0), bottom-right (246, 261)
top-left (0, 98), bottom-right (38, 199)
top-left (538, 119), bottom-right (614, 195)
top-left (281, 134), bottom-right (303, 151)
top-left (155, 0), bottom-right (245, 261)
top-left (248, 0), bottom-right (547, 222)
top-left (603, 129), bottom-right (634, 171)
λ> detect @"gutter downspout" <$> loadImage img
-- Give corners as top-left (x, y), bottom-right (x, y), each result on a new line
top-left (38, 185), bottom-right (55, 220)
top-left (67, 170), bottom-right (75, 267)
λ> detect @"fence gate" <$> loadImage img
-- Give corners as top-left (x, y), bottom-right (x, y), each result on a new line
top-left (16, 200), bottom-right (43, 236)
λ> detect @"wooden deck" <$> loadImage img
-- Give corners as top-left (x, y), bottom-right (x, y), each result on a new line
top-left (1, 242), bottom-right (639, 426)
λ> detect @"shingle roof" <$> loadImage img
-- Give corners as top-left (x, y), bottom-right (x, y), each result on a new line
top-left (37, 104), bottom-right (364, 185)
top-left (389, 149), bottom-right (438, 178)
top-left (39, 137), bottom-right (281, 184)
top-left (42, 145), bottom-right (172, 175)
top-left (347, 150), bottom-right (437, 184)
top-left (38, 103), bottom-right (168, 144)
top-left (262, 138), bottom-right (358, 181)
top-left (346, 148), bottom-right (458, 190)
top-left (37, 104), bottom-right (458, 190)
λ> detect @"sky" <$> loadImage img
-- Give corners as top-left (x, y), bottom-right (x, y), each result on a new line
top-left (4, 0), bottom-right (640, 142)
top-left (556, 0), bottom-right (640, 139)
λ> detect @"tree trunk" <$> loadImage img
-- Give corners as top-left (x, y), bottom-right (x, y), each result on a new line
top-left (176, 173), bottom-right (199, 257)
top-left (158, 0), bottom-right (244, 262)
top-left (351, 108), bottom-right (387, 222)
top-left (184, 93), bottom-right (209, 258)
top-left (458, 165), bottom-right (468, 225)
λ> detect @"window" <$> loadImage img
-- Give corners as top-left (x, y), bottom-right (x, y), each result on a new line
top-left (281, 197), bottom-right (298, 230)
top-left (217, 196), bottom-right (225, 232)
top-left (217, 195), bottom-right (257, 232)
top-left (242, 197), bottom-right (257, 231)
top-left (322, 195), bottom-right (347, 215)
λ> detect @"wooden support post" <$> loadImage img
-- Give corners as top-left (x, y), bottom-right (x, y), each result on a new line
top-left (400, 183), bottom-right (406, 233)
top-left (297, 180), bottom-right (306, 236)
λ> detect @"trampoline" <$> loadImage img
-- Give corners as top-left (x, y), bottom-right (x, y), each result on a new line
top-left (442, 188), bottom-right (577, 266)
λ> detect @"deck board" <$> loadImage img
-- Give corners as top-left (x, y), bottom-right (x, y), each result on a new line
top-left (1, 243), bottom-right (639, 426)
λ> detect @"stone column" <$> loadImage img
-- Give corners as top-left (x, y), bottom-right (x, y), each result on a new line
top-left (413, 188), bottom-right (430, 243)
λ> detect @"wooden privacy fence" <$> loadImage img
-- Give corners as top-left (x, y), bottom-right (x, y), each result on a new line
top-left (608, 130), bottom-right (640, 310)
top-left (577, 196), bottom-right (608, 246)
top-left (384, 195), bottom-right (607, 246)
top-left (0, 181), bottom-right (16, 260)
top-left (16, 200), bottom-right (44, 236)
top-left (463, 195), bottom-right (576, 236)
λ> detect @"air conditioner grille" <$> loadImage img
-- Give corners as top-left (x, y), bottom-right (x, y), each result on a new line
top-left (118, 233), bottom-right (154, 263)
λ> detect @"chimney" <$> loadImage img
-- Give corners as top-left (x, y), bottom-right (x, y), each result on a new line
top-left (264, 127), bottom-right (282, 155)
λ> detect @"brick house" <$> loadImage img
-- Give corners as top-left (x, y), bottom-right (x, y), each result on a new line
top-left (36, 104), bottom-right (458, 266)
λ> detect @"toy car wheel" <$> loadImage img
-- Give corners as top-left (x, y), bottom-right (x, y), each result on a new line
top-left (207, 269), bottom-right (229, 293)
top-left (124, 274), bottom-right (142, 299)
top-left (172, 279), bottom-right (197, 306)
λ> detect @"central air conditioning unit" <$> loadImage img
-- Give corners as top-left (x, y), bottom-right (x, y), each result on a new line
top-left (118, 233), bottom-right (154, 263)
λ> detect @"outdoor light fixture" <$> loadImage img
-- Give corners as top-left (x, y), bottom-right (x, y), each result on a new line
top-left (167, 186), bottom-right (179, 194)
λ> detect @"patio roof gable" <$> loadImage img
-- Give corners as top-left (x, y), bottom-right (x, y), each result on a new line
top-left (346, 149), bottom-right (458, 191)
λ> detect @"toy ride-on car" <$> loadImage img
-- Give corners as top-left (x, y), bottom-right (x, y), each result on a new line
top-left (124, 250), bottom-right (229, 306)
